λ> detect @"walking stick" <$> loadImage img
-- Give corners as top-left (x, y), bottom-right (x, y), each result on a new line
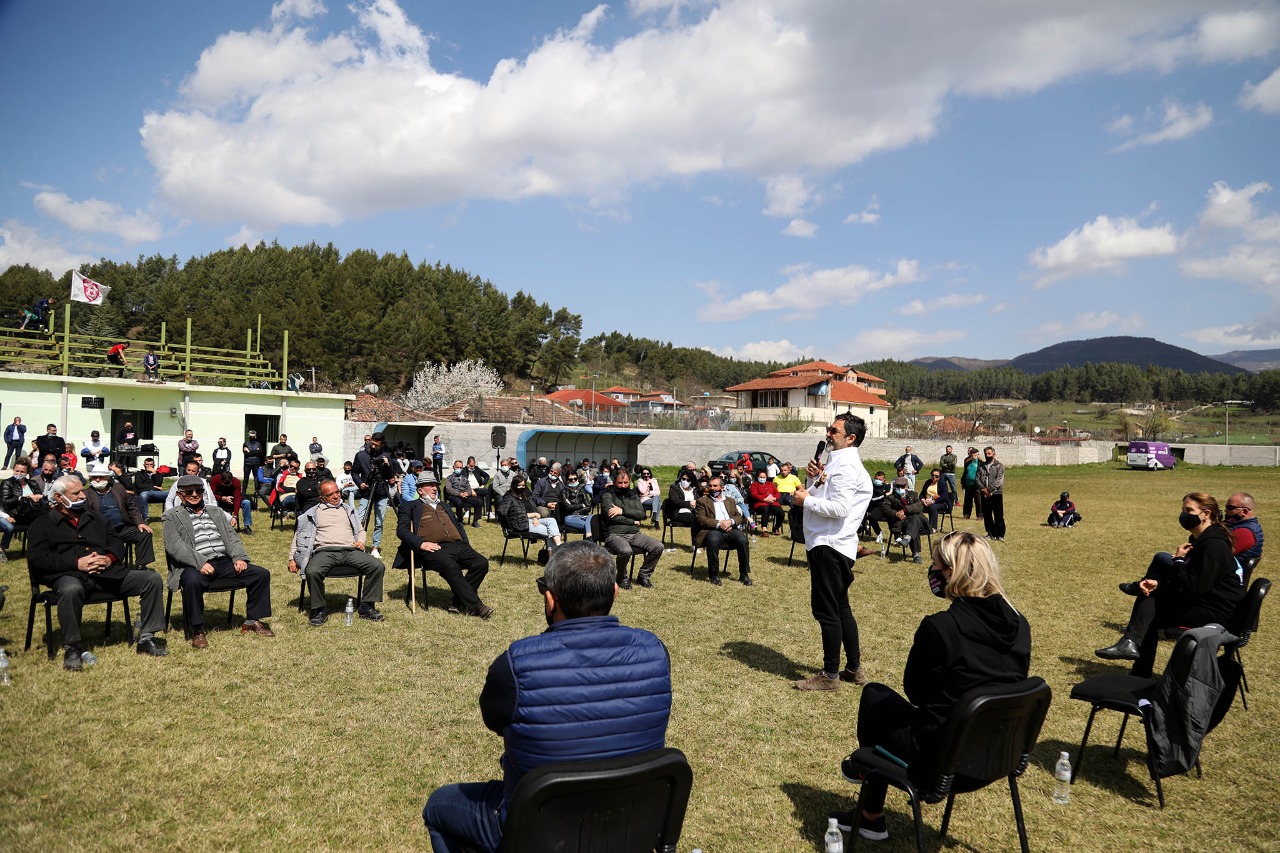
top-left (409, 548), bottom-right (417, 614)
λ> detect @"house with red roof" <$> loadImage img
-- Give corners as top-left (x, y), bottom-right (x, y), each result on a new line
top-left (725, 362), bottom-right (890, 436)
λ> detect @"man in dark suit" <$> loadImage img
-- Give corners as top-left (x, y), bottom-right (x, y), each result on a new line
top-left (27, 476), bottom-right (168, 670)
top-left (694, 475), bottom-right (752, 586)
top-left (394, 472), bottom-right (491, 618)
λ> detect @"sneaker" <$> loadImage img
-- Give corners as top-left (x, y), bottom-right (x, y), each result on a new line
top-left (830, 809), bottom-right (856, 832)
top-left (369, 547), bottom-right (381, 559)
top-left (793, 672), bottom-right (840, 691)
top-left (839, 666), bottom-right (868, 686)
top-left (0, 550), bottom-right (7, 563)
top-left (875, 533), bottom-right (883, 544)
top-left (840, 756), bottom-right (867, 784)
top-left (897, 534), bottom-right (911, 546)
top-left (858, 814), bottom-right (888, 842)
top-left (911, 554), bottom-right (923, 564)
top-left (63, 646), bottom-right (84, 672)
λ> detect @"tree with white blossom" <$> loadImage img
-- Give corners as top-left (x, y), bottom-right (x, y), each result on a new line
top-left (402, 359), bottom-right (504, 413)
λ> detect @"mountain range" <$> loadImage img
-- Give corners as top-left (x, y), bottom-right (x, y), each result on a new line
top-left (913, 336), bottom-right (1251, 375)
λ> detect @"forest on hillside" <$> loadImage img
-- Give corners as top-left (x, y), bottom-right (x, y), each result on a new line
top-left (0, 243), bottom-right (779, 394)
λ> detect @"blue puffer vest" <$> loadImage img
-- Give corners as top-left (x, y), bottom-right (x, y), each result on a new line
top-left (1231, 516), bottom-right (1264, 561)
top-left (501, 615), bottom-right (671, 805)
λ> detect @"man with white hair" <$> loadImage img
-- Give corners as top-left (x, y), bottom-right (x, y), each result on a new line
top-left (82, 462), bottom-right (156, 570)
top-left (27, 475), bottom-right (169, 669)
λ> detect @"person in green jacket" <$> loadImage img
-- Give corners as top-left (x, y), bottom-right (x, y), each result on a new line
top-left (960, 447), bottom-right (982, 521)
top-left (598, 469), bottom-right (664, 590)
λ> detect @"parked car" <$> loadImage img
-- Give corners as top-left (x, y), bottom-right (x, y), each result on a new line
top-left (708, 451), bottom-right (779, 477)
top-left (1126, 440), bottom-right (1176, 470)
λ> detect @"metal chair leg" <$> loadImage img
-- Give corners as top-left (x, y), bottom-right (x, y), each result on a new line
top-left (1010, 776), bottom-right (1030, 853)
top-left (1114, 713), bottom-right (1130, 757)
top-left (1073, 706), bottom-right (1098, 782)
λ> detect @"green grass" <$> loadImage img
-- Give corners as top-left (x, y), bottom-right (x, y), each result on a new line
top-left (3, 465), bottom-right (1279, 851)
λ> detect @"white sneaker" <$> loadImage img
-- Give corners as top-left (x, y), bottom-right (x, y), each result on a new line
top-left (875, 533), bottom-right (883, 544)
top-left (370, 547), bottom-right (381, 559)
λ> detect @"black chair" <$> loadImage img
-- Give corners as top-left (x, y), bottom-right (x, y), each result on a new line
top-left (1069, 628), bottom-right (1240, 808)
top-left (26, 564), bottom-right (133, 659)
top-left (1226, 577), bottom-right (1270, 710)
top-left (847, 677), bottom-right (1052, 853)
top-left (7, 521), bottom-right (31, 556)
top-left (1241, 556), bottom-right (1262, 588)
top-left (661, 498), bottom-right (694, 549)
top-left (295, 569), bottom-right (366, 613)
top-left (163, 557), bottom-right (242, 638)
top-left (590, 514), bottom-right (637, 581)
top-left (497, 747), bottom-right (693, 853)
top-left (496, 508), bottom-right (543, 567)
top-left (687, 513), bottom-right (740, 580)
top-left (787, 507), bottom-right (807, 566)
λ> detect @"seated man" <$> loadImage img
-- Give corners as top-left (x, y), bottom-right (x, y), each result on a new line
top-left (162, 475), bottom-right (274, 649)
top-left (558, 470), bottom-right (592, 539)
top-left (918, 468), bottom-right (953, 533)
top-left (773, 462), bottom-right (802, 506)
top-left (445, 460), bottom-right (485, 527)
top-left (695, 476), bottom-right (752, 586)
top-left (395, 472), bottom-right (492, 618)
top-left (400, 459), bottom-right (425, 503)
top-left (531, 462), bottom-right (565, 518)
top-left (28, 476), bottom-right (168, 669)
top-left (598, 469), bottom-right (663, 589)
top-left (462, 456), bottom-right (492, 516)
top-left (864, 471), bottom-right (891, 540)
top-left (1226, 491), bottom-right (1263, 563)
top-left (294, 461), bottom-right (323, 516)
top-left (1047, 491), bottom-right (1080, 528)
top-left (83, 463), bottom-right (156, 570)
top-left (164, 459), bottom-right (217, 512)
top-left (882, 476), bottom-right (928, 563)
top-left (422, 541), bottom-right (672, 853)
top-left (290, 479), bottom-right (386, 626)
top-left (525, 455), bottom-right (550, 485)
top-left (131, 458), bottom-right (170, 521)
top-left (211, 468), bottom-right (253, 535)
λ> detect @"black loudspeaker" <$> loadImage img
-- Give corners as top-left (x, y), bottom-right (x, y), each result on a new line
top-left (491, 426), bottom-right (507, 448)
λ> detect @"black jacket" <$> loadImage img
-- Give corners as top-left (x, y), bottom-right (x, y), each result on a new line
top-left (1168, 524), bottom-right (1244, 621)
top-left (27, 506), bottom-right (128, 584)
top-left (393, 499), bottom-right (471, 568)
top-left (2, 476), bottom-right (46, 523)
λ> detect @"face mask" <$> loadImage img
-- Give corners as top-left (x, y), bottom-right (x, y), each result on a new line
top-left (927, 568), bottom-right (948, 598)
top-left (875, 479), bottom-right (884, 486)
top-left (62, 497), bottom-right (87, 514)
top-left (568, 479), bottom-right (578, 485)
top-left (894, 488), bottom-right (906, 497)
top-left (454, 469), bottom-right (463, 476)
top-left (1178, 511), bottom-right (1202, 531)
top-left (91, 479), bottom-right (109, 492)
top-left (758, 477), bottom-right (767, 483)
top-left (14, 472), bottom-right (26, 480)
top-left (549, 474), bottom-right (558, 481)
top-left (500, 466), bottom-right (509, 473)
top-left (711, 488), bottom-right (722, 497)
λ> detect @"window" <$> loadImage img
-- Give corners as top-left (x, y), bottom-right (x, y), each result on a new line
top-left (112, 409), bottom-right (155, 441)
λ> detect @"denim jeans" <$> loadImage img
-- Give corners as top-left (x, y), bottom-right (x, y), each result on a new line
top-left (563, 513), bottom-right (589, 535)
top-left (423, 779), bottom-right (504, 853)
top-left (138, 489), bottom-right (169, 521)
top-left (0, 514), bottom-right (14, 549)
top-left (358, 496), bottom-right (388, 547)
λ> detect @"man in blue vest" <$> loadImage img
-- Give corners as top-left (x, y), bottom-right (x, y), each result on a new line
top-left (1225, 492), bottom-right (1264, 562)
top-left (422, 541), bottom-right (672, 853)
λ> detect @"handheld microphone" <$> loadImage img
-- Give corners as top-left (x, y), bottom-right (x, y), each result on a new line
top-left (814, 440), bottom-right (828, 464)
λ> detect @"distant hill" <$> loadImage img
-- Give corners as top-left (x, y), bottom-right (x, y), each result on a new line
top-left (912, 356), bottom-right (1010, 372)
top-left (1209, 348), bottom-right (1280, 374)
top-left (1010, 336), bottom-right (1245, 375)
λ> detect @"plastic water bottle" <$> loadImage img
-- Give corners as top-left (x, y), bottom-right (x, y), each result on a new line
top-left (344, 597), bottom-right (355, 627)
top-left (1053, 751), bottom-right (1072, 804)
top-left (0, 648), bottom-right (11, 686)
top-left (825, 817), bottom-right (844, 852)
top-left (80, 650), bottom-right (99, 667)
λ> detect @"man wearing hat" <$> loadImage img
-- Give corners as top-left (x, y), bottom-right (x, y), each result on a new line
top-left (83, 462), bottom-right (156, 570)
top-left (290, 478), bottom-right (387, 627)
top-left (163, 474), bottom-right (274, 648)
top-left (1048, 492), bottom-right (1079, 528)
top-left (394, 472), bottom-right (492, 619)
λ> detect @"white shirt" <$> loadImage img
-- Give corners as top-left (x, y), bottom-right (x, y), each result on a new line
top-left (801, 444), bottom-right (872, 561)
top-left (711, 495), bottom-right (731, 522)
top-left (766, 461), bottom-right (780, 478)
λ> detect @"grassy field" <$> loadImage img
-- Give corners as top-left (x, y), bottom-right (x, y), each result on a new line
top-left (2, 463), bottom-right (1279, 852)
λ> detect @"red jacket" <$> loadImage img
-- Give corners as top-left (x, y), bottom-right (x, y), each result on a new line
top-left (748, 480), bottom-right (781, 509)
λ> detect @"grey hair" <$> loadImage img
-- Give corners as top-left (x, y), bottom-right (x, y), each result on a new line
top-left (51, 475), bottom-right (82, 497)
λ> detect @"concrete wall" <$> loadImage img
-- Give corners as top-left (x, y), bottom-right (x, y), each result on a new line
top-left (1174, 444), bottom-right (1280, 467)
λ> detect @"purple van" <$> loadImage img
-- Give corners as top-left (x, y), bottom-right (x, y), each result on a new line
top-left (1127, 441), bottom-right (1176, 470)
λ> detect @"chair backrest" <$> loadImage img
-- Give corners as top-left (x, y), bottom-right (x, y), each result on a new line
top-left (925, 677), bottom-right (1052, 799)
top-left (1232, 577), bottom-right (1270, 644)
top-left (1241, 556), bottom-right (1261, 588)
top-left (499, 747), bottom-right (693, 853)
top-left (589, 514), bottom-right (604, 542)
top-left (788, 506), bottom-right (804, 544)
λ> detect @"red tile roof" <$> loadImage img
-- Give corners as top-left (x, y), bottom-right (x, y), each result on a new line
top-left (602, 385), bottom-right (640, 394)
top-left (853, 370), bottom-right (885, 383)
top-left (423, 396), bottom-right (589, 424)
top-left (828, 380), bottom-right (892, 407)
top-left (767, 360), bottom-right (848, 377)
top-left (725, 375), bottom-right (821, 391)
top-left (346, 393), bottom-right (433, 423)
top-left (543, 389), bottom-right (627, 408)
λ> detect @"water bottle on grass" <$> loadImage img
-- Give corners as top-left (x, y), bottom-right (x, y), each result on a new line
top-left (0, 648), bottom-right (11, 686)
top-left (344, 597), bottom-right (355, 627)
top-left (1053, 751), bottom-right (1072, 804)
top-left (825, 816), bottom-right (844, 852)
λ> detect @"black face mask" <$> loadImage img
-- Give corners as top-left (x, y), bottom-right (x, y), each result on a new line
top-left (927, 568), bottom-right (948, 598)
top-left (1178, 511), bottom-right (1202, 531)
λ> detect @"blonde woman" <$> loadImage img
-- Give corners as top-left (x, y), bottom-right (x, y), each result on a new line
top-left (832, 531), bottom-right (1031, 843)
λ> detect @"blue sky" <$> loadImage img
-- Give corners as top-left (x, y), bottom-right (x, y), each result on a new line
top-left (2, 0), bottom-right (1279, 366)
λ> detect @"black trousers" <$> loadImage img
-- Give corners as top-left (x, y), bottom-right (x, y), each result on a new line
top-left (1123, 587), bottom-right (1227, 678)
top-left (702, 528), bottom-right (750, 577)
top-left (963, 486), bottom-right (982, 520)
top-left (808, 545), bottom-right (860, 675)
top-left (982, 494), bottom-right (1005, 538)
top-left (418, 541), bottom-right (488, 611)
top-left (854, 683), bottom-right (922, 814)
top-left (117, 525), bottom-right (155, 568)
top-left (753, 504), bottom-right (785, 532)
top-left (181, 555), bottom-right (272, 630)
top-left (52, 569), bottom-right (166, 647)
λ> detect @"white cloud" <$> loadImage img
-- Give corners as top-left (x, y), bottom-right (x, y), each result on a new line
top-left (0, 221), bottom-right (94, 276)
top-left (1111, 99), bottom-right (1213, 151)
top-left (139, 1), bottom-right (1280, 233)
top-left (1030, 214), bottom-right (1177, 285)
top-left (1186, 322), bottom-right (1280, 348)
top-left (838, 328), bottom-right (966, 361)
top-left (843, 195), bottom-right (880, 225)
top-left (712, 339), bottom-right (814, 362)
top-left (1182, 245), bottom-right (1280, 289)
top-left (899, 293), bottom-right (986, 316)
top-left (699, 259), bottom-right (921, 322)
top-left (1183, 180), bottom-right (1280, 290)
top-left (32, 191), bottom-right (163, 243)
top-left (782, 218), bottom-right (817, 238)
top-left (1240, 66), bottom-right (1280, 113)
top-left (1020, 311), bottom-right (1144, 341)
top-left (1197, 181), bottom-right (1277, 236)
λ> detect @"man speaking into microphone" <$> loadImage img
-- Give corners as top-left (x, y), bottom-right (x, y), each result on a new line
top-left (791, 413), bottom-right (872, 691)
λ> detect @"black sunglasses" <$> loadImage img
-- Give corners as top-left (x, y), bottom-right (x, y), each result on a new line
top-left (535, 576), bottom-right (548, 595)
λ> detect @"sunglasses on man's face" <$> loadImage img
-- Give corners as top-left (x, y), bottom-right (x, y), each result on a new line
top-left (535, 576), bottom-right (548, 595)
top-left (178, 488), bottom-right (203, 496)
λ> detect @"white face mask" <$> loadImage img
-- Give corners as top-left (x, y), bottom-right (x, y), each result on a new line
top-left (91, 479), bottom-right (110, 492)
top-left (500, 466), bottom-right (509, 473)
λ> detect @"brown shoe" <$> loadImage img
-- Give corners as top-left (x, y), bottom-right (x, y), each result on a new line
top-left (240, 620), bottom-right (275, 638)
top-left (191, 632), bottom-right (209, 650)
top-left (471, 605), bottom-right (494, 620)
top-left (793, 672), bottom-right (840, 691)
top-left (839, 666), bottom-right (868, 686)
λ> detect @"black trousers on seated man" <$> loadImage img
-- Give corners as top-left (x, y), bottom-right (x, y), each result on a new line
top-left (52, 569), bottom-right (165, 647)
top-left (304, 546), bottom-right (386, 611)
top-left (702, 528), bottom-right (750, 579)
top-left (449, 495), bottom-right (485, 525)
top-left (418, 541), bottom-right (489, 612)
top-left (180, 555), bottom-right (272, 631)
top-left (116, 525), bottom-right (156, 569)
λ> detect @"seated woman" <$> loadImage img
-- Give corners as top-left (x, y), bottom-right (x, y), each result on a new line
top-left (748, 471), bottom-right (785, 535)
top-left (665, 471), bottom-right (699, 525)
top-left (1097, 492), bottom-right (1244, 677)
top-left (917, 468), bottom-right (952, 533)
top-left (497, 474), bottom-right (562, 550)
top-left (833, 532), bottom-right (1030, 842)
top-left (557, 471), bottom-right (592, 538)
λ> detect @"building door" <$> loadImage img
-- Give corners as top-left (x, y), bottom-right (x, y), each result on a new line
top-left (245, 414), bottom-right (280, 445)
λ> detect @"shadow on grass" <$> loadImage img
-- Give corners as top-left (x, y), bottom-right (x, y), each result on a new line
top-left (779, 781), bottom-right (848, 849)
top-left (1059, 654), bottom-right (1127, 680)
top-left (1034, 736), bottom-right (1158, 808)
top-left (720, 640), bottom-right (807, 681)
top-left (765, 554), bottom-right (805, 567)
top-left (389, 579), bottom-right (470, 613)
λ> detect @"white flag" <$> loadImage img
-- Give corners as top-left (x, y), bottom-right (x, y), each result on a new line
top-left (70, 271), bottom-right (110, 305)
